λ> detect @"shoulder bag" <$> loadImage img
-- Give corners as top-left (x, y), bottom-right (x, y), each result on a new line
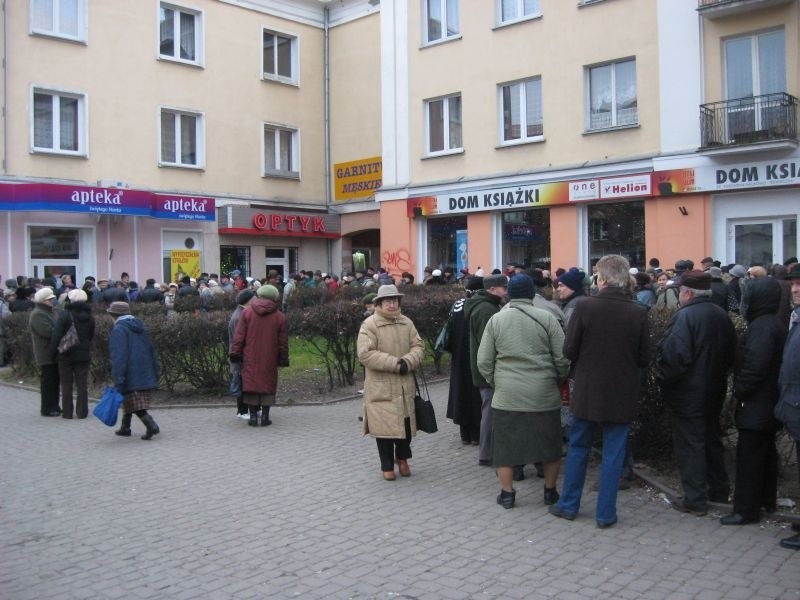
top-left (413, 370), bottom-right (438, 433)
top-left (58, 313), bottom-right (80, 354)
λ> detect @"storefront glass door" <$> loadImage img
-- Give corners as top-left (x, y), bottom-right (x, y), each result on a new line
top-left (729, 217), bottom-right (796, 266)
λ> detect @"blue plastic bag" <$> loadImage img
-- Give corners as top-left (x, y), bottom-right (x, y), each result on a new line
top-left (93, 386), bottom-right (124, 426)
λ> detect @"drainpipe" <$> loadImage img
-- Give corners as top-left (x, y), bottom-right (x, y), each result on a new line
top-left (2, 0), bottom-right (8, 174)
top-left (323, 6), bottom-right (333, 274)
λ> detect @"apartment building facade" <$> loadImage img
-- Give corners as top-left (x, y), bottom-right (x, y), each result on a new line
top-left (0, 0), bottom-right (384, 285)
top-left (376, 0), bottom-right (799, 277)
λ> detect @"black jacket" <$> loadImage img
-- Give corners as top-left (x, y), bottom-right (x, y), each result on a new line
top-left (138, 284), bottom-right (164, 304)
top-left (733, 278), bottom-right (786, 432)
top-left (50, 302), bottom-right (95, 363)
top-left (657, 296), bottom-right (737, 417)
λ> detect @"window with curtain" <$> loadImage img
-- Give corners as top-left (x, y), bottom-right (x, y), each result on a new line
top-left (499, 0), bottom-right (541, 24)
top-left (587, 58), bottom-right (637, 130)
top-left (725, 29), bottom-right (785, 99)
top-left (160, 109), bottom-right (203, 167)
top-left (500, 77), bottom-right (543, 143)
top-left (32, 89), bottom-right (84, 154)
top-left (159, 3), bottom-right (202, 64)
top-left (264, 125), bottom-right (299, 178)
top-left (426, 94), bottom-right (462, 155)
top-left (425, 0), bottom-right (460, 44)
top-left (263, 30), bottom-right (296, 82)
top-left (31, 0), bottom-right (85, 41)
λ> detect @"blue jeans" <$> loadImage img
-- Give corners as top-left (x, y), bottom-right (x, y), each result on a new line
top-left (557, 417), bottom-right (629, 525)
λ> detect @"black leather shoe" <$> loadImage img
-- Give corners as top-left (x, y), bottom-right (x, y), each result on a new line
top-left (496, 488), bottom-right (516, 509)
top-left (720, 513), bottom-right (758, 526)
top-left (548, 505), bottom-right (576, 521)
top-left (544, 486), bottom-right (560, 506)
top-left (513, 465), bottom-right (525, 481)
top-left (780, 533), bottom-right (800, 550)
top-left (671, 498), bottom-right (707, 516)
top-left (42, 410), bottom-right (61, 417)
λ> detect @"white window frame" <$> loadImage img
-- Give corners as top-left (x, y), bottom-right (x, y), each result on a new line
top-left (158, 107), bottom-right (205, 169)
top-left (30, 85), bottom-right (88, 157)
top-left (496, 0), bottom-right (541, 27)
top-left (157, 2), bottom-right (204, 67)
top-left (29, 0), bottom-right (88, 43)
top-left (422, 0), bottom-right (461, 46)
top-left (262, 28), bottom-right (299, 86)
top-left (585, 58), bottom-right (638, 132)
top-left (498, 76), bottom-right (544, 146)
top-left (263, 123), bottom-right (300, 179)
top-left (424, 93), bottom-right (463, 157)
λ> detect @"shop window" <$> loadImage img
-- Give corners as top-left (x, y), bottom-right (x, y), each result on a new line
top-left (427, 215), bottom-right (467, 271)
top-left (502, 208), bottom-right (550, 269)
top-left (220, 245), bottom-right (250, 279)
top-left (159, 2), bottom-right (203, 66)
top-left (587, 201), bottom-right (645, 269)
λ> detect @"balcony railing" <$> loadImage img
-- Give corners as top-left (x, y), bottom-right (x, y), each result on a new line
top-left (698, 0), bottom-right (795, 19)
top-left (699, 92), bottom-right (797, 149)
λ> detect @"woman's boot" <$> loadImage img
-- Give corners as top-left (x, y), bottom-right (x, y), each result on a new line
top-left (139, 413), bottom-right (160, 440)
top-left (496, 488), bottom-right (516, 509)
top-left (248, 406), bottom-right (258, 427)
top-left (260, 406), bottom-right (272, 427)
top-left (115, 413), bottom-right (132, 437)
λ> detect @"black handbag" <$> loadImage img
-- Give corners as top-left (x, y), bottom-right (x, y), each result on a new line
top-left (413, 371), bottom-right (438, 434)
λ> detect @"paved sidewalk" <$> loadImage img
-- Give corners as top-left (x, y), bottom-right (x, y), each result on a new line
top-left (1, 382), bottom-right (798, 600)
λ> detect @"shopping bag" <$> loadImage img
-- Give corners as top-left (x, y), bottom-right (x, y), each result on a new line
top-left (413, 372), bottom-right (438, 434)
top-left (93, 386), bottom-right (124, 426)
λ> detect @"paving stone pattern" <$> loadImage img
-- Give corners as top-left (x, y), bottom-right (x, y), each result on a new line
top-left (1, 382), bottom-right (798, 599)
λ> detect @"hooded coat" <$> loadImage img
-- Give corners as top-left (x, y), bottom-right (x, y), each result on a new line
top-left (733, 278), bottom-right (787, 432)
top-left (109, 315), bottom-right (159, 393)
top-left (358, 306), bottom-right (425, 438)
top-left (464, 290), bottom-right (503, 388)
top-left (229, 297), bottom-right (288, 395)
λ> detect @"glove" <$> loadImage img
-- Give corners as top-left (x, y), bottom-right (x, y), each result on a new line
top-left (229, 354), bottom-right (242, 364)
top-left (398, 359), bottom-right (409, 375)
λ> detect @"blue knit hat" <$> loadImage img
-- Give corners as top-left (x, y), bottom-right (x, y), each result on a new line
top-left (557, 268), bottom-right (585, 293)
top-left (507, 274), bottom-right (535, 300)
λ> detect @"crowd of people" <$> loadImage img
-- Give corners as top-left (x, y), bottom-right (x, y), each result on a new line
top-left (2, 253), bottom-right (799, 551)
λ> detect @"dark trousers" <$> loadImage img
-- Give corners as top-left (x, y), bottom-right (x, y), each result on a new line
top-left (40, 363), bottom-right (60, 415)
top-left (733, 429), bottom-right (778, 519)
top-left (376, 418), bottom-right (412, 472)
top-left (671, 412), bottom-right (730, 509)
top-left (59, 359), bottom-right (89, 418)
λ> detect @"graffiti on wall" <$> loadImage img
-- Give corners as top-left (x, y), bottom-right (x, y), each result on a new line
top-left (382, 247), bottom-right (413, 277)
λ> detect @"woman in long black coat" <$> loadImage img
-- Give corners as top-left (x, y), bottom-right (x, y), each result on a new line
top-left (721, 277), bottom-right (787, 525)
top-left (50, 290), bottom-right (95, 419)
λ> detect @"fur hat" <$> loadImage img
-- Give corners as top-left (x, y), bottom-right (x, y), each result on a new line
top-left (674, 270), bottom-right (711, 290)
top-left (507, 274), bottom-right (535, 300)
top-left (107, 301), bottom-right (131, 315)
top-left (256, 284), bottom-right (279, 300)
top-left (34, 287), bottom-right (56, 303)
top-left (67, 289), bottom-right (88, 303)
top-left (465, 276), bottom-right (484, 291)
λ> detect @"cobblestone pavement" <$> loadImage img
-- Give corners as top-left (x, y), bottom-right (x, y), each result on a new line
top-left (1, 382), bottom-right (798, 600)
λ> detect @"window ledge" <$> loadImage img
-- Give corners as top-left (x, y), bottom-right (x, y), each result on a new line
top-left (493, 14), bottom-right (543, 30)
top-left (29, 31), bottom-right (88, 45)
top-left (157, 55), bottom-right (205, 69)
top-left (583, 123), bottom-right (640, 135)
top-left (263, 171), bottom-right (300, 181)
top-left (578, 0), bottom-right (610, 7)
top-left (422, 148), bottom-right (464, 160)
top-left (496, 136), bottom-right (545, 149)
top-left (262, 75), bottom-right (299, 88)
top-left (420, 34), bottom-right (463, 50)
top-left (158, 162), bottom-right (205, 171)
top-left (31, 148), bottom-right (88, 159)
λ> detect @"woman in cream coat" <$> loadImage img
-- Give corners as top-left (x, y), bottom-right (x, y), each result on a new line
top-left (358, 284), bottom-right (425, 480)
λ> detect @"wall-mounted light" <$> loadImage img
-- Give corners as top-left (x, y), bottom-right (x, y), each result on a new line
top-left (412, 206), bottom-right (423, 219)
top-left (678, 206), bottom-right (688, 216)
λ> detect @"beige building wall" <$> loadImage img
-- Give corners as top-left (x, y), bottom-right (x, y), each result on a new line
top-left (702, 3), bottom-right (799, 103)
top-left (3, 0), bottom-right (326, 205)
top-left (329, 12), bottom-right (382, 169)
top-left (406, 0), bottom-right (661, 186)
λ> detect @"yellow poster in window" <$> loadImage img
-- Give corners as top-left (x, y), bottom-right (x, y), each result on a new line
top-left (170, 250), bottom-right (201, 282)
